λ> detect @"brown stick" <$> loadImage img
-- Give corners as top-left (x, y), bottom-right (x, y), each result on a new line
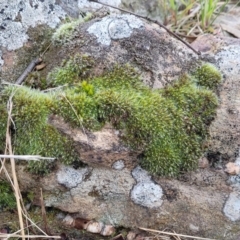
top-left (15, 58), bottom-right (42, 85)
top-left (89, 0), bottom-right (201, 55)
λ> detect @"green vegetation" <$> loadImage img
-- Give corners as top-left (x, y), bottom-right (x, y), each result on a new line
top-left (0, 180), bottom-right (16, 211)
top-left (0, 58), bottom-right (221, 177)
top-left (0, 87), bottom-right (79, 175)
top-left (193, 63), bottom-right (222, 90)
top-left (47, 54), bottom-right (94, 86)
top-left (52, 13), bottom-right (92, 45)
top-left (160, 0), bottom-right (228, 35)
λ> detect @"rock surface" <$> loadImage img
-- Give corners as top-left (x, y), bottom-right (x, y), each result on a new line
top-left (1, 2), bottom-right (240, 240)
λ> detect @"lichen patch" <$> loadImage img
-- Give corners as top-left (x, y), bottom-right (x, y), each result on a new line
top-left (131, 166), bottom-right (163, 208)
top-left (0, 0), bottom-right (66, 50)
top-left (87, 14), bottom-right (143, 46)
top-left (223, 192), bottom-right (240, 221)
top-left (57, 165), bottom-right (90, 189)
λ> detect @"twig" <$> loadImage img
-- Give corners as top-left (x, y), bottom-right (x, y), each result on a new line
top-left (138, 227), bottom-right (216, 240)
top-left (88, 0), bottom-right (201, 55)
top-left (15, 58), bottom-right (42, 85)
top-left (40, 42), bottom-right (52, 58)
top-left (15, 41), bottom-right (52, 85)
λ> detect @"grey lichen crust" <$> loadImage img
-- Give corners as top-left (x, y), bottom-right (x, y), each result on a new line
top-left (131, 166), bottom-right (163, 208)
top-left (112, 160), bottom-right (125, 170)
top-left (87, 14), bottom-right (144, 45)
top-left (57, 165), bottom-right (90, 189)
top-left (223, 192), bottom-right (240, 221)
top-left (0, 0), bottom-right (66, 50)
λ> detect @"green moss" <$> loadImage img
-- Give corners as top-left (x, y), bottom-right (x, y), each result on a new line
top-left (0, 62), bottom-right (221, 177)
top-left (193, 63), bottom-right (222, 90)
top-left (0, 87), bottom-right (79, 175)
top-left (0, 180), bottom-right (16, 211)
top-left (52, 13), bottom-right (92, 45)
top-left (47, 54), bottom-right (94, 87)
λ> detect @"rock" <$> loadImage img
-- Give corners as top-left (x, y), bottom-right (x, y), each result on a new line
top-left (0, 0), bottom-right (66, 51)
top-left (1, 3), bottom-right (240, 240)
top-left (121, 0), bottom-right (165, 22)
top-left (198, 157), bottom-right (209, 169)
top-left (189, 223), bottom-right (199, 233)
top-left (57, 165), bottom-right (90, 188)
top-left (112, 160), bottom-right (125, 170)
top-left (130, 166), bottom-right (163, 208)
top-left (193, 35), bottom-right (240, 160)
top-left (225, 162), bottom-right (240, 175)
top-left (223, 192), bottom-right (240, 221)
top-left (49, 117), bottom-right (138, 169)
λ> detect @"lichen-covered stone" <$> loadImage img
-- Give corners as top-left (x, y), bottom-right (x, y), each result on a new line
top-left (223, 192), bottom-right (240, 221)
top-left (112, 160), bottom-right (125, 170)
top-left (0, 0), bottom-right (66, 50)
top-left (131, 166), bottom-right (163, 208)
top-left (57, 165), bottom-right (90, 188)
top-left (130, 181), bottom-right (163, 208)
top-left (87, 15), bottom-right (144, 45)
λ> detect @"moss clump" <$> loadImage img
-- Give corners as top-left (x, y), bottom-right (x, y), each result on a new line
top-left (0, 61), bottom-right (221, 177)
top-left (0, 180), bottom-right (16, 211)
top-left (193, 63), bottom-right (222, 90)
top-left (52, 13), bottom-right (92, 45)
top-left (1, 87), bottom-right (79, 175)
top-left (50, 63), bottom-right (220, 176)
top-left (47, 54), bottom-right (94, 87)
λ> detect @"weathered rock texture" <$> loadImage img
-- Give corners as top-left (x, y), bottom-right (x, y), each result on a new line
top-left (193, 35), bottom-right (240, 160)
top-left (1, 2), bottom-right (240, 240)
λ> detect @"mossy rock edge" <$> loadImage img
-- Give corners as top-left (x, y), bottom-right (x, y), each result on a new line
top-left (0, 60), bottom-right (221, 177)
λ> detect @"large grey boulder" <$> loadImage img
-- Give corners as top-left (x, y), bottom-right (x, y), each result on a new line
top-left (2, 1), bottom-right (240, 240)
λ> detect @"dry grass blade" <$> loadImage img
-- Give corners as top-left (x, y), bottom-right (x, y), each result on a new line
top-left (0, 234), bottom-right (61, 239)
top-left (0, 89), bottom-right (57, 239)
top-left (5, 92), bottom-right (25, 240)
top-left (138, 227), bottom-right (216, 240)
top-left (144, 232), bottom-right (172, 240)
top-left (61, 93), bottom-right (89, 143)
top-left (0, 155), bottom-right (55, 160)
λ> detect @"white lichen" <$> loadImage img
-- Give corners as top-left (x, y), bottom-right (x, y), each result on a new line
top-left (112, 160), bottom-right (125, 170)
top-left (131, 166), bottom-right (163, 208)
top-left (0, 0), bottom-right (66, 50)
top-left (57, 165), bottom-right (90, 188)
top-left (87, 14), bottom-right (143, 46)
top-left (223, 192), bottom-right (240, 221)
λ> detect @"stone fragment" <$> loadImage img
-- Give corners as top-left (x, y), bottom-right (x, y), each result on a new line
top-left (130, 181), bottom-right (163, 208)
top-left (62, 215), bottom-right (115, 236)
top-left (189, 223), bottom-right (199, 233)
top-left (112, 160), bottom-right (125, 170)
top-left (225, 162), bottom-right (240, 175)
top-left (198, 157), bottom-right (209, 169)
